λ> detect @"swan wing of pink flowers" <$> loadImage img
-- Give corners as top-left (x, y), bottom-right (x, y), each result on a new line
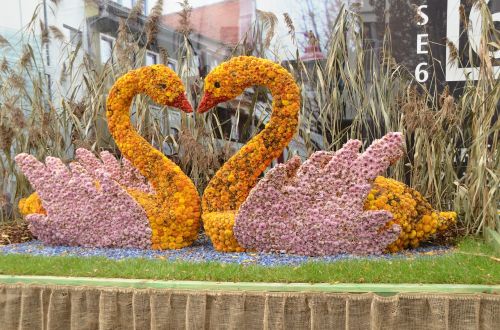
top-left (75, 148), bottom-right (153, 193)
top-left (234, 132), bottom-right (405, 256)
top-left (15, 152), bottom-right (152, 248)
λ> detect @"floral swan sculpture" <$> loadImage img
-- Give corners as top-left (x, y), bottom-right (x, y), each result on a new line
top-left (197, 56), bottom-right (455, 254)
top-left (16, 58), bottom-right (456, 255)
top-left (16, 65), bottom-right (201, 250)
top-left (197, 56), bottom-right (301, 252)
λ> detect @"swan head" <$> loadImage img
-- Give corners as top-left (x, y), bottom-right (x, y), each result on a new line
top-left (197, 59), bottom-right (248, 113)
top-left (138, 65), bottom-right (193, 113)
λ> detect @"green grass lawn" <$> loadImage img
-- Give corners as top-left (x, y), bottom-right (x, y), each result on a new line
top-left (0, 238), bottom-right (498, 284)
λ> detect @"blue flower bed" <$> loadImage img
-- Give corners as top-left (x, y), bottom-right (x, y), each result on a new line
top-left (0, 235), bottom-right (452, 267)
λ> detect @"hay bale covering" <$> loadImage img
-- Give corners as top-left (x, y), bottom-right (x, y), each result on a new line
top-left (1, 284), bottom-right (499, 329)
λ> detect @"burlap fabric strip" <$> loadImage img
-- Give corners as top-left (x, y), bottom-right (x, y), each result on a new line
top-left (1, 284), bottom-right (499, 329)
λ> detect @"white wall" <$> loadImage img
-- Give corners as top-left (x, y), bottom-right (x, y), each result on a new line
top-left (0, 0), bottom-right (39, 31)
top-left (0, 0), bottom-right (88, 103)
top-left (44, 0), bottom-right (88, 102)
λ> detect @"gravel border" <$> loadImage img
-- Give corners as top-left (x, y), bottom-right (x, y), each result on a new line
top-left (0, 235), bottom-right (452, 266)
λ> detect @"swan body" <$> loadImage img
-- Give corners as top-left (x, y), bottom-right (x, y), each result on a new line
top-left (16, 65), bottom-right (201, 249)
top-left (229, 131), bottom-right (455, 255)
top-left (233, 133), bottom-right (404, 256)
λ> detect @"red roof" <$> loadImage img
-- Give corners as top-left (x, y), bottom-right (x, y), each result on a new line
top-left (162, 0), bottom-right (250, 45)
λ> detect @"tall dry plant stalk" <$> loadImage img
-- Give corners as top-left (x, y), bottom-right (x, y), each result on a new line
top-left (451, 2), bottom-right (499, 234)
top-left (145, 0), bottom-right (164, 45)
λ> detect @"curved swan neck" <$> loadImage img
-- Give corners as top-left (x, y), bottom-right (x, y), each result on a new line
top-left (106, 69), bottom-right (182, 194)
top-left (202, 58), bottom-right (300, 213)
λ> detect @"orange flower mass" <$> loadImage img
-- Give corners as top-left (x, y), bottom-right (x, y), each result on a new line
top-left (106, 65), bottom-right (201, 249)
top-left (198, 56), bottom-right (301, 252)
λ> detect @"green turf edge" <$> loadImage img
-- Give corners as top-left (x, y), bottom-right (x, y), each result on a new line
top-left (485, 228), bottom-right (500, 254)
top-left (0, 275), bottom-right (498, 295)
top-left (0, 238), bottom-right (497, 287)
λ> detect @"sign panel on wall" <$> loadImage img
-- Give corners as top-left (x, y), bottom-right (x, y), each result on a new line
top-left (371, 0), bottom-right (499, 88)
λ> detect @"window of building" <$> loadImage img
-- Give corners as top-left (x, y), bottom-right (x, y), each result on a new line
top-left (115, 0), bottom-right (148, 14)
top-left (167, 59), bottom-right (177, 71)
top-left (145, 51), bottom-right (158, 65)
top-left (100, 34), bottom-right (115, 64)
top-left (168, 110), bottom-right (181, 135)
top-left (63, 24), bottom-right (82, 47)
top-left (117, 0), bottom-right (133, 8)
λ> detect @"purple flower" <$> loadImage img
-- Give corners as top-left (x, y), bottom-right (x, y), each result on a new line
top-left (15, 149), bottom-right (152, 249)
top-left (233, 132), bottom-right (404, 256)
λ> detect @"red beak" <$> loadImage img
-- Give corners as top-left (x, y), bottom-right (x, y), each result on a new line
top-left (172, 93), bottom-right (193, 113)
top-left (197, 91), bottom-right (226, 113)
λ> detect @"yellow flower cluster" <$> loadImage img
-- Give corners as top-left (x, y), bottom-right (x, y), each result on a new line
top-left (365, 176), bottom-right (457, 252)
top-left (107, 65), bottom-right (201, 249)
top-left (18, 192), bottom-right (46, 216)
top-left (203, 211), bottom-right (245, 252)
top-left (128, 188), bottom-right (200, 250)
top-left (200, 57), bottom-right (300, 252)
